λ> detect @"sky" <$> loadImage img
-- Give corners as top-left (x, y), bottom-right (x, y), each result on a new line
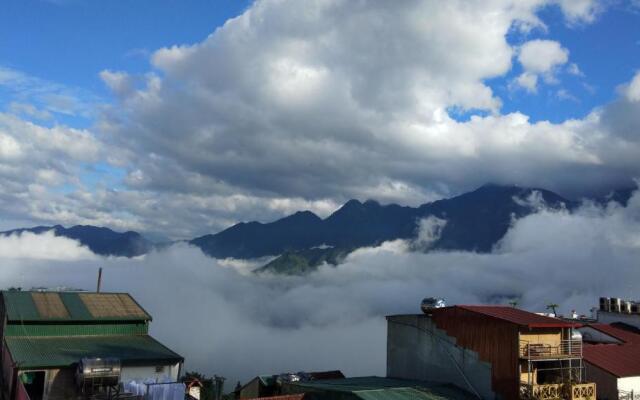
top-left (1, 0), bottom-right (640, 239)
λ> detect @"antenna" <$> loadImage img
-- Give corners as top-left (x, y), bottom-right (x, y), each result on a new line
top-left (97, 267), bottom-right (103, 293)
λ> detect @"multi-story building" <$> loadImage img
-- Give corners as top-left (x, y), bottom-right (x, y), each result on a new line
top-left (387, 305), bottom-right (597, 400)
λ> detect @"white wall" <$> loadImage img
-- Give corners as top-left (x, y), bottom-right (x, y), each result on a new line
top-left (597, 311), bottom-right (640, 329)
top-left (121, 363), bottom-right (181, 383)
top-left (618, 376), bottom-right (640, 396)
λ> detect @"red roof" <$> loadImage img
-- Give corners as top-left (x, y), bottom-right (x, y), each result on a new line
top-left (455, 305), bottom-right (578, 328)
top-left (584, 344), bottom-right (640, 377)
top-left (581, 323), bottom-right (640, 377)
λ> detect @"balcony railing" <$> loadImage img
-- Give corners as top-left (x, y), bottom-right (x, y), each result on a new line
top-left (520, 383), bottom-right (596, 400)
top-left (520, 340), bottom-right (583, 360)
top-left (619, 390), bottom-right (640, 400)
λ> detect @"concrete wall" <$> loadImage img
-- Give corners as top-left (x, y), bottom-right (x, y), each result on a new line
top-left (386, 314), bottom-right (494, 399)
top-left (121, 362), bottom-right (181, 382)
top-left (597, 311), bottom-right (640, 329)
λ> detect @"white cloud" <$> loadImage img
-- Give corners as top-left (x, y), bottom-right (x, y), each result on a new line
top-left (0, 66), bottom-right (98, 118)
top-left (567, 63), bottom-right (584, 77)
top-left (515, 72), bottom-right (539, 93)
top-left (623, 71), bottom-right (640, 102)
top-left (556, 0), bottom-right (603, 24)
top-left (516, 39), bottom-right (569, 91)
top-left (0, 230), bottom-right (96, 260)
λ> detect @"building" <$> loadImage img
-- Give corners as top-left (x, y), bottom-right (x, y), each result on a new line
top-left (578, 320), bottom-right (640, 399)
top-left (238, 371), bottom-right (345, 399)
top-left (387, 305), bottom-right (597, 400)
top-left (0, 290), bottom-right (184, 400)
top-left (281, 376), bottom-right (477, 400)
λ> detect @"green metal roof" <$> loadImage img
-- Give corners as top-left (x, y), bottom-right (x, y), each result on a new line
top-left (289, 377), bottom-right (475, 400)
top-left (5, 335), bottom-right (183, 369)
top-left (1, 291), bottom-right (151, 322)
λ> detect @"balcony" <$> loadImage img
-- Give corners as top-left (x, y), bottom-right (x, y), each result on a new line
top-left (520, 340), bottom-right (583, 360)
top-left (520, 383), bottom-right (596, 400)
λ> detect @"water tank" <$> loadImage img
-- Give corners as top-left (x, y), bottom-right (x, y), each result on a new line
top-left (600, 297), bottom-right (610, 312)
top-left (612, 298), bottom-right (622, 313)
top-left (421, 297), bottom-right (446, 314)
top-left (632, 303), bottom-right (640, 314)
top-left (624, 301), bottom-right (633, 314)
top-left (76, 357), bottom-right (121, 392)
top-left (571, 329), bottom-right (583, 341)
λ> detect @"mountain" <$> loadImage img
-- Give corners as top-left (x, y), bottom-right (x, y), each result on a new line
top-left (0, 225), bottom-right (151, 257)
top-left (190, 210), bottom-right (325, 259)
top-left (255, 246), bottom-right (352, 275)
top-left (3, 184), bottom-right (632, 265)
top-left (191, 184), bottom-right (576, 260)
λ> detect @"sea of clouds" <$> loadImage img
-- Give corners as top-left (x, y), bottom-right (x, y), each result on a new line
top-left (0, 188), bottom-right (639, 386)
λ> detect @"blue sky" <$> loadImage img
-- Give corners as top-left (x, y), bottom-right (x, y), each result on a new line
top-left (0, 0), bottom-right (639, 236)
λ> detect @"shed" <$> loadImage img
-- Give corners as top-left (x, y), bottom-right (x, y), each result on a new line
top-left (0, 290), bottom-right (184, 400)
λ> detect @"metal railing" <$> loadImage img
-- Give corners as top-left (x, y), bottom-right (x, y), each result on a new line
top-left (619, 390), bottom-right (640, 400)
top-left (520, 383), bottom-right (596, 400)
top-left (520, 340), bottom-right (583, 359)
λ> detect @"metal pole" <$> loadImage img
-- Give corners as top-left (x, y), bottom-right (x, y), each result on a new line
top-left (97, 267), bottom-right (103, 293)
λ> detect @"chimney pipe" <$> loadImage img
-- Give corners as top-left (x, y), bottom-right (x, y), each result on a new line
top-left (97, 267), bottom-right (103, 293)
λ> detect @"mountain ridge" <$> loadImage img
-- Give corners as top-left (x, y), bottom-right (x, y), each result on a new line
top-left (2, 184), bottom-right (635, 262)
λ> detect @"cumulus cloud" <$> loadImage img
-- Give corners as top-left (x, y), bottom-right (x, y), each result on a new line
top-left (556, 0), bottom-right (603, 24)
top-left (86, 0), bottom-right (637, 239)
top-left (515, 39), bottom-right (569, 91)
top-left (1, 187), bottom-right (638, 385)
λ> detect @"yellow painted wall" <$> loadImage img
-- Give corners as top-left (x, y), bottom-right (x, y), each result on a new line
top-left (520, 329), bottom-right (562, 350)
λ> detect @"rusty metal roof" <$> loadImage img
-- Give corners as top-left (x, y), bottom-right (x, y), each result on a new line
top-left (584, 343), bottom-right (640, 377)
top-left (2, 291), bottom-right (151, 322)
top-left (451, 305), bottom-right (578, 328)
top-left (582, 323), bottom-right (640, 377)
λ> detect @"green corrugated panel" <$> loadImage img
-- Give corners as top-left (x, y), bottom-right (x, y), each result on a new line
top-left (355, 388), bottom-right (451, 400)
top-left (5, 323), bottom-right (148, 337)
top-left (59, 292), bottom-right (93, 319)
top-left (6, 335), bottom-right (183, 369)
top-left (3, 291), bottom-right (40, 320)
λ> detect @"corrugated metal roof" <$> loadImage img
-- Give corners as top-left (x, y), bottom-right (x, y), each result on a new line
top-left (2, 291), bottom-right (151, 322)
top-left (5, 322), bottom-right (148, 337)
top-left (583, 343), bottom-right (640, 377)
top-left (289, 377), bottom-right (475, 400)
top-left (308, 371), bottom-right (345, 380)
top-left (5, 335), bottom-right (182, 369)
top-left (355, 387), bottom-right (452, 400)
top-left (449, 305), bottom-right (577, 328)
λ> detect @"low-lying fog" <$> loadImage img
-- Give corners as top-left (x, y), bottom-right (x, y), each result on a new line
top-left (1, 188), bottom-right (639, 386)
